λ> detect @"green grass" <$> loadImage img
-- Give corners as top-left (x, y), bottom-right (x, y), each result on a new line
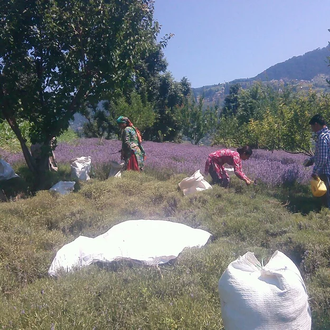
top-left (0, 167), bottom-right (330, 329)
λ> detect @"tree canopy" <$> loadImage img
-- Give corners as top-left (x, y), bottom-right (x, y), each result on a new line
top-left (0, 0), bottom-right (165, 180)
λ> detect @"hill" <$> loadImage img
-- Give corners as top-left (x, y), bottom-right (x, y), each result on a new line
top-left (193, 45), bottom-right (330, 106)
top-left (254, 45), bottom-right (330, 81)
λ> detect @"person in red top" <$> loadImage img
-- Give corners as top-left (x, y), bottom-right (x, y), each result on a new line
top-left (204, 146), bottom-right (253, 187)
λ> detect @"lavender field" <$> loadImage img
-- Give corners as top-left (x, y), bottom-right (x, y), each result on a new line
top-left (1, 138), bottom-right (330, 329)
top-left (1, 138), bottom-right (311, 187)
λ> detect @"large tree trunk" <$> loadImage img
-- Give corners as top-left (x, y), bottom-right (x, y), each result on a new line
top-left (4, 115), bottom-right (55, 190)
top-left (5, 116), bottom-right (37, 174)
top-left (30, 139), bottom-right (58, 190)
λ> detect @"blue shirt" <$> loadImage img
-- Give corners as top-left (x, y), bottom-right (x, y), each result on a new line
top-left (312, 126), bottom-right (330, 175)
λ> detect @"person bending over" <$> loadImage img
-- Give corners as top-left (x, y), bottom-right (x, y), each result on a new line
top-left (205, 146), bottom-right (253, 187)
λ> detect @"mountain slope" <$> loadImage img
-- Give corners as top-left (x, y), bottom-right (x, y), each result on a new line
top-left (193, 45), bottom-right (330, 106)
top-left (254, 45), bottom-right (330, 81)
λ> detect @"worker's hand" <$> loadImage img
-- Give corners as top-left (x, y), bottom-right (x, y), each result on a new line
top-left (245, 179), bottom-right (252, 185)
top-left (303, 158), bottom-right (313, 167)
top-left (311, 173), bottom-right (318, 180)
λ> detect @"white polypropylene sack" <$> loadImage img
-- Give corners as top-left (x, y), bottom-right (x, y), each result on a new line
top-left (178, 169), bottom-right (212, 196)
top-left (70, 156), bottom-right (91, 180)
top-left (108, 161), bottom-right (124, 178)
top-left (0, 159), bottom-right (19, 181)
top-left (218, 250), bottom-right (311, 330)
top-left (49, 181), bottom-right (76, 195)
top-left (48, 219), bottom-right (211, 276)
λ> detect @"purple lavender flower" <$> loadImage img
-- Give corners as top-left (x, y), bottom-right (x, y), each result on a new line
top-left (1, 140), bottom-right (311, 186)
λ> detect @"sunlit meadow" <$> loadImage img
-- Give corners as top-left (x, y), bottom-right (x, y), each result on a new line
top-left (0, 138), bottom-right (329, 329)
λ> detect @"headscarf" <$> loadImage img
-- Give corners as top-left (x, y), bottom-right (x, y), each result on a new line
top-left (116, 116), bottom-right (143, 144)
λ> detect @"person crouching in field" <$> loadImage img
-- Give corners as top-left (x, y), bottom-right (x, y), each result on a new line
top-left (204, 146), bottom-right (253, 187)
top-left (116, 116), bottom-right (146, 171)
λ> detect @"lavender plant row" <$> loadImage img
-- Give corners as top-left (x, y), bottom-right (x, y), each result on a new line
top-left (1, 139), bottom-right (311, 186)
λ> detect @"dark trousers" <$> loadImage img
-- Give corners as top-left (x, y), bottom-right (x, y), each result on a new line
top-left (319, 174), bottom-right (330, 209)
top-left (209, 165), bottom-right (230, 188)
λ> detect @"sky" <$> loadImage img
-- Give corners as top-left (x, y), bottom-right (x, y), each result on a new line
top-left (153, 0), bottom-right (330, 88)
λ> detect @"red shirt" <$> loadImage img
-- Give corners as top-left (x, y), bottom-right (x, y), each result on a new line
top-left (205, 149), bottom-right (248, 181)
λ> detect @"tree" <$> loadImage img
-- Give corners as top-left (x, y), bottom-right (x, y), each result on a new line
top-left (222, 83), bottom-right (241, 117)
top-left (144, 73), bottom-right (188, 142)
top-left (82, 91), bottom-right (155, 139)
top-left (181, 95), bottom-right (219, 145)
top-left (0, 0), bottom-right (164, 187)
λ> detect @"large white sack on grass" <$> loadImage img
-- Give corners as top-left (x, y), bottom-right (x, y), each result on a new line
top-left (108, 161), bottom-right (124, 178)
top-left (178, 169), bottom-right (212, 196)
top-left (70, 156), bottom-right (91, 180)
top-left (0, 159), bottom-right (19, 181)
top-left (218, 250), bottom-right (311, 330)
top-left (49, 219), bottom-right (211, 276)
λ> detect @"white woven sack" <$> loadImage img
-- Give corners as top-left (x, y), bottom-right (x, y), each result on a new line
top-left (218, 250), bottom-right (311, 330)
top-left (0, 159), bottom-right (19, 181)
top-left (178, 169), bottom-right (212, 196)
top-left (108, 161), bottom-right (124, 178)
top-left (70, 156), bottom-right (91, 180)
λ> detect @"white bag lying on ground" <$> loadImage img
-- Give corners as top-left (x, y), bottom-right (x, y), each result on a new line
top-left (218, 250), bottom-right (311, 330)
top-left (0, 159), bottom-right (19, 181)
top-left (108, 161), bottom-right (124, 178)
top-left (48, 219), bottom-right (211, 276)
top-left (49, 181), bottom-right (76, 195)
top-left (71, 156), bottom-right (91, 180)
top-left (178, 169), bottom-right (212, 196)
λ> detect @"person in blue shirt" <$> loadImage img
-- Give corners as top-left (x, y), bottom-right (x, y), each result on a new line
top-left (305, 114), bottom-right (330, 208)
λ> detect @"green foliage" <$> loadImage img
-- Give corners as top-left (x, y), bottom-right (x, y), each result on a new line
top-left (0, 0), bottom-right (164, 175)
top-left (180, 96), bottom-right (219, 145)
top-left (212, 115), bottom-right (240, 147)
top-left (57, 128), bottom-right (79, 144)
top-left (213, 82), bottom-right (330, 153)
top-left (82, 92), bottom-right (155, 139)
top-left (114, 92), bottom-right (156, 132)
top-left (0, 120), bottom-right (31, 152)
top-left (145, 74), bottom-right (190, 142)
top-left (222, 83), bottom-right (241, 117)
top-left (0, 165), bottom-right (329, 329)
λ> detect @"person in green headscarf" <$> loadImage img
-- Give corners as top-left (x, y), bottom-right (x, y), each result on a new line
top-left (116, 116), bottom-right (146, 171)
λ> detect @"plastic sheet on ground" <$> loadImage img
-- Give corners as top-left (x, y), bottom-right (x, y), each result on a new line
top-left (49, 181), bottom-right (76, 195)
top-left (48, 219), bottom-right (212, 276)
top-left (218, 250), bottom-right (311, 330)
top-left (178, 169), bottom-right (212, 196)
top-left (0, 159), bottom-right (19, 181)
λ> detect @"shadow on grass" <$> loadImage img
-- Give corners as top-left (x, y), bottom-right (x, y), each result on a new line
top-left (271, 184), bottom-right (324, 215)
top-left (0, 165), bottom-right (81, 201)
top-left (0, 177), bottom-right (30, 201)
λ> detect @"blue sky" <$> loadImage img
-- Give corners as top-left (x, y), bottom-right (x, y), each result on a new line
top-left (153, 0), bottom-right (330, 88)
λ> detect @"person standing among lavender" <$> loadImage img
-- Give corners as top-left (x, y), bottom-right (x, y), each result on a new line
top-left (305, 114), bottom-right (330, 208)
top-left (116, 116), bottom-right (145, 171)
top-left (204, 146), bottom-right (253, 187)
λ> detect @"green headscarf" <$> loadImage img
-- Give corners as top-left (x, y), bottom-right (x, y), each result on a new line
top-left (116, 116), bottom-right (128, 124)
